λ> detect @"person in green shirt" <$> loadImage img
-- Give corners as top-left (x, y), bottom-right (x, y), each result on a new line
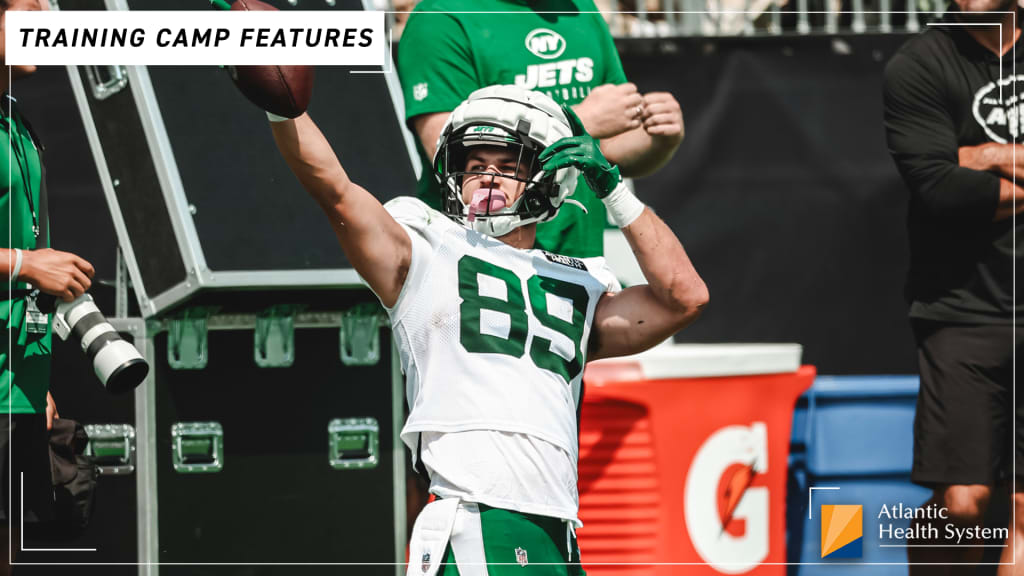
top-left (397, 0), bottom-right (685, 259)
top-left (0, 0), bottom-right (95, 570)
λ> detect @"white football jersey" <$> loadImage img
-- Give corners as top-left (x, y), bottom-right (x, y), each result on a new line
top-left (383, 197), bottom-right (619, 466)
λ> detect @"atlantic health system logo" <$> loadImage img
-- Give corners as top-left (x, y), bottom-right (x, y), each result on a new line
top-left (820, 505), bottom-right (863, 558)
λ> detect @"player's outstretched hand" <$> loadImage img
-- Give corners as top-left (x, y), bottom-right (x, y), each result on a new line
top-left (573, 83), bottom-right (644, 140)
top-left (640, 92), bottom-right (683, 139)
top-left (19, 248), bottom-right (95, 302)
top-left (540, 107), bottom-right (622, 198)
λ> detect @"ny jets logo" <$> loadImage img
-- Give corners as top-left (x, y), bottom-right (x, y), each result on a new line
top-left (413, 82), bottom-right (429, 102)
top-left (525, 28), bottom-right (566, 59)
top-left (972, 75), bottom-right (1024, 143)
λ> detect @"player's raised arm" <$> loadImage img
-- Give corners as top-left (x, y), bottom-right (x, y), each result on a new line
top-left (267, 114), bottom-right (410, 308)
top-left (540, 109), bottom-right (708, 360)
top-left (223, 2), bottom-right (410, 305)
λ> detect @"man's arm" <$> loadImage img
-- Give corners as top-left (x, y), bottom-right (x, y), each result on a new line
top-left (411, 112), bottom-right (449, 161)
top-left (957, 143), bottom-right (1024, 220)
top-left (2, 247), bottom-right (94, 301)
top-left (884, 52), bottom-right (1003, 226)
top-left (539, 109), bottom-right (706, 361)
top-left (588, 207), bottom-right (707, 360)
top-left (269, 114), bottom-right (411, 307)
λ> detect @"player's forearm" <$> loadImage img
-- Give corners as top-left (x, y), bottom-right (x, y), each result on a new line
top-left (601, 128), bottom-right (682, 178)
top-left (621, 208), bottom-right (708, 322)
top-left (269, 114), bottom-right (353, 211)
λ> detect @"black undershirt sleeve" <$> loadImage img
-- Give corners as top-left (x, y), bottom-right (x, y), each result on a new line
top-left (883, 51), bottom-right (1001, 227)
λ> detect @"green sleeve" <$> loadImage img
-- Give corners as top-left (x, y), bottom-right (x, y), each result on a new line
top-left (583, 2), bottom-right (627, 84)
top-left (397, 11), bottom-right (480, 127)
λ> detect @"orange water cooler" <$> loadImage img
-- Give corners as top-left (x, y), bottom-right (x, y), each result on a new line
top-left (577, 344), bottom-right (815, 576)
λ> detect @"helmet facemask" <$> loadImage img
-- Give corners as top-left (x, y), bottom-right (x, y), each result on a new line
top-left (432, 85), bottom-right (580, 238)
top-left (438, 124), bottom-right (559, 237)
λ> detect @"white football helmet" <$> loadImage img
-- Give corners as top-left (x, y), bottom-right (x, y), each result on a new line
top-left (433, 85), bottom-right (579, 237)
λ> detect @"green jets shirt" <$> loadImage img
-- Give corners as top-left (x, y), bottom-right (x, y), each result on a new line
top-left (1, 99), bottom-right (50, 414)
top-left (397, 0), bottom-right (627, 258)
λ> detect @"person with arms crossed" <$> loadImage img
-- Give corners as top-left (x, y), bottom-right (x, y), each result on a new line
top-left (397, 0), bottom-right (684, 259)
top-left (883, 0), bottom-right (1023, 572)
top-left (0, 0), bottom-right (95, 571)
top-left (262, 84), bottom-right (706, 574)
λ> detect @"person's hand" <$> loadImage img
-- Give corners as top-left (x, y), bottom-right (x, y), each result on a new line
top-left (540, 107), bottom-right (622, 198)
top-left (45, 391), bottom-right (58, 431)
top-left (572, 83), bottom-right (644, 140)
top-left (640, 92), bottom-right (684, 139)
top-left (18, 248), bottom-right (95, 302)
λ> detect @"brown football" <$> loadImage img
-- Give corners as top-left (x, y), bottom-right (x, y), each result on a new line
top-left (228, 0), bottom-right (313, 118)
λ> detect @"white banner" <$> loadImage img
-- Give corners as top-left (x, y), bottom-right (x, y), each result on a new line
top-left (5, 11), bottom-right (386, 66)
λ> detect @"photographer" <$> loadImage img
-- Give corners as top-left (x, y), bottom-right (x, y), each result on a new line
top-left (0, 0), bottom-right (95, 572)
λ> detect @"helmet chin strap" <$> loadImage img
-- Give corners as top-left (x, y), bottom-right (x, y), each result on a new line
top-left (561, 198), bottom-right (588, 214)
top-left (473, 214), bottom-right (521, 237)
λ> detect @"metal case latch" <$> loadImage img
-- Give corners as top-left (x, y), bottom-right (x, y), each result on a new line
top-left (171, 422), bottom-right (224, 474)
top-left (328, 418), bottom-right (379, 470)
top-left (83, 66), bottom-right (129, 101)
top-left (168, 307), bottom-right (216, 370)
top-left (339, 303), bottom-right (384, 366)
top-left (254, 304), bottom-right (303, 368)
top-left (84, 424), bottom-right (136, 476)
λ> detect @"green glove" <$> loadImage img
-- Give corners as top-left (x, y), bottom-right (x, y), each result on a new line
top-left (539, 106), bottom-right (622, 199)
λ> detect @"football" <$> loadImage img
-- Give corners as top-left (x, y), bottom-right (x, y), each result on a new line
top-left (228, 0), bottom-right (313, 119)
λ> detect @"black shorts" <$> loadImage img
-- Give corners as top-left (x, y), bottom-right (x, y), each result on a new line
top-left (0, 414), bottom-right (54, 525)
top-left (911, 319), bottom-right (1020, 488)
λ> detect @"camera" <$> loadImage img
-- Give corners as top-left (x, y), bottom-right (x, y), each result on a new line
top-left (39, 293), bottom-right (149, 394)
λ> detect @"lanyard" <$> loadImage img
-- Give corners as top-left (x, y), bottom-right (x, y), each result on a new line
top-left (1, 94), bottom-right (38, 239)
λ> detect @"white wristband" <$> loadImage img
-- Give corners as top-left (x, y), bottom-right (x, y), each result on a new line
top-left (266, 111), bottom-right (290, 123)
top-left (602, 182), bottom-right (646, 228)
top-left (10, 248), bottom-right (23, 282)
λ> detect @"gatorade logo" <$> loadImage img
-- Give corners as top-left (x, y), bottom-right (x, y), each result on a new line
top-left (525, 28), bottom-right (566, 59)
top-left (821, 505), bottom-right (863, 558)
top-left (684, 423), bottom-right (769, 574)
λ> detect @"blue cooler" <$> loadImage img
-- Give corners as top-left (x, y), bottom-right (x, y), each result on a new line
top-left (787, 376), bottom-right (930, 576)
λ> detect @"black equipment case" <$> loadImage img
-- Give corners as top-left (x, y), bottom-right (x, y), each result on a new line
top-left (34, 0), bottom-right (419, 574)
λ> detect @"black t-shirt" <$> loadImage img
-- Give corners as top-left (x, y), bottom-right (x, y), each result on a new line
top-left (883, 7), bottom-right (1023, 324)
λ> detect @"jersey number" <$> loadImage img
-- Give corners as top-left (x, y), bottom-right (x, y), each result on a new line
top-left (458, 255), bottom-right (589, 384)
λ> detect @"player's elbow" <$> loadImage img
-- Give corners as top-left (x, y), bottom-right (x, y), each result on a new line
top-left (667, 276), bottom-right (709, 322)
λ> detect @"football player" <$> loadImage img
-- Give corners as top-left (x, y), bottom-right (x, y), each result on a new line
top-left (266, 85), bottom-right (707, 575)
